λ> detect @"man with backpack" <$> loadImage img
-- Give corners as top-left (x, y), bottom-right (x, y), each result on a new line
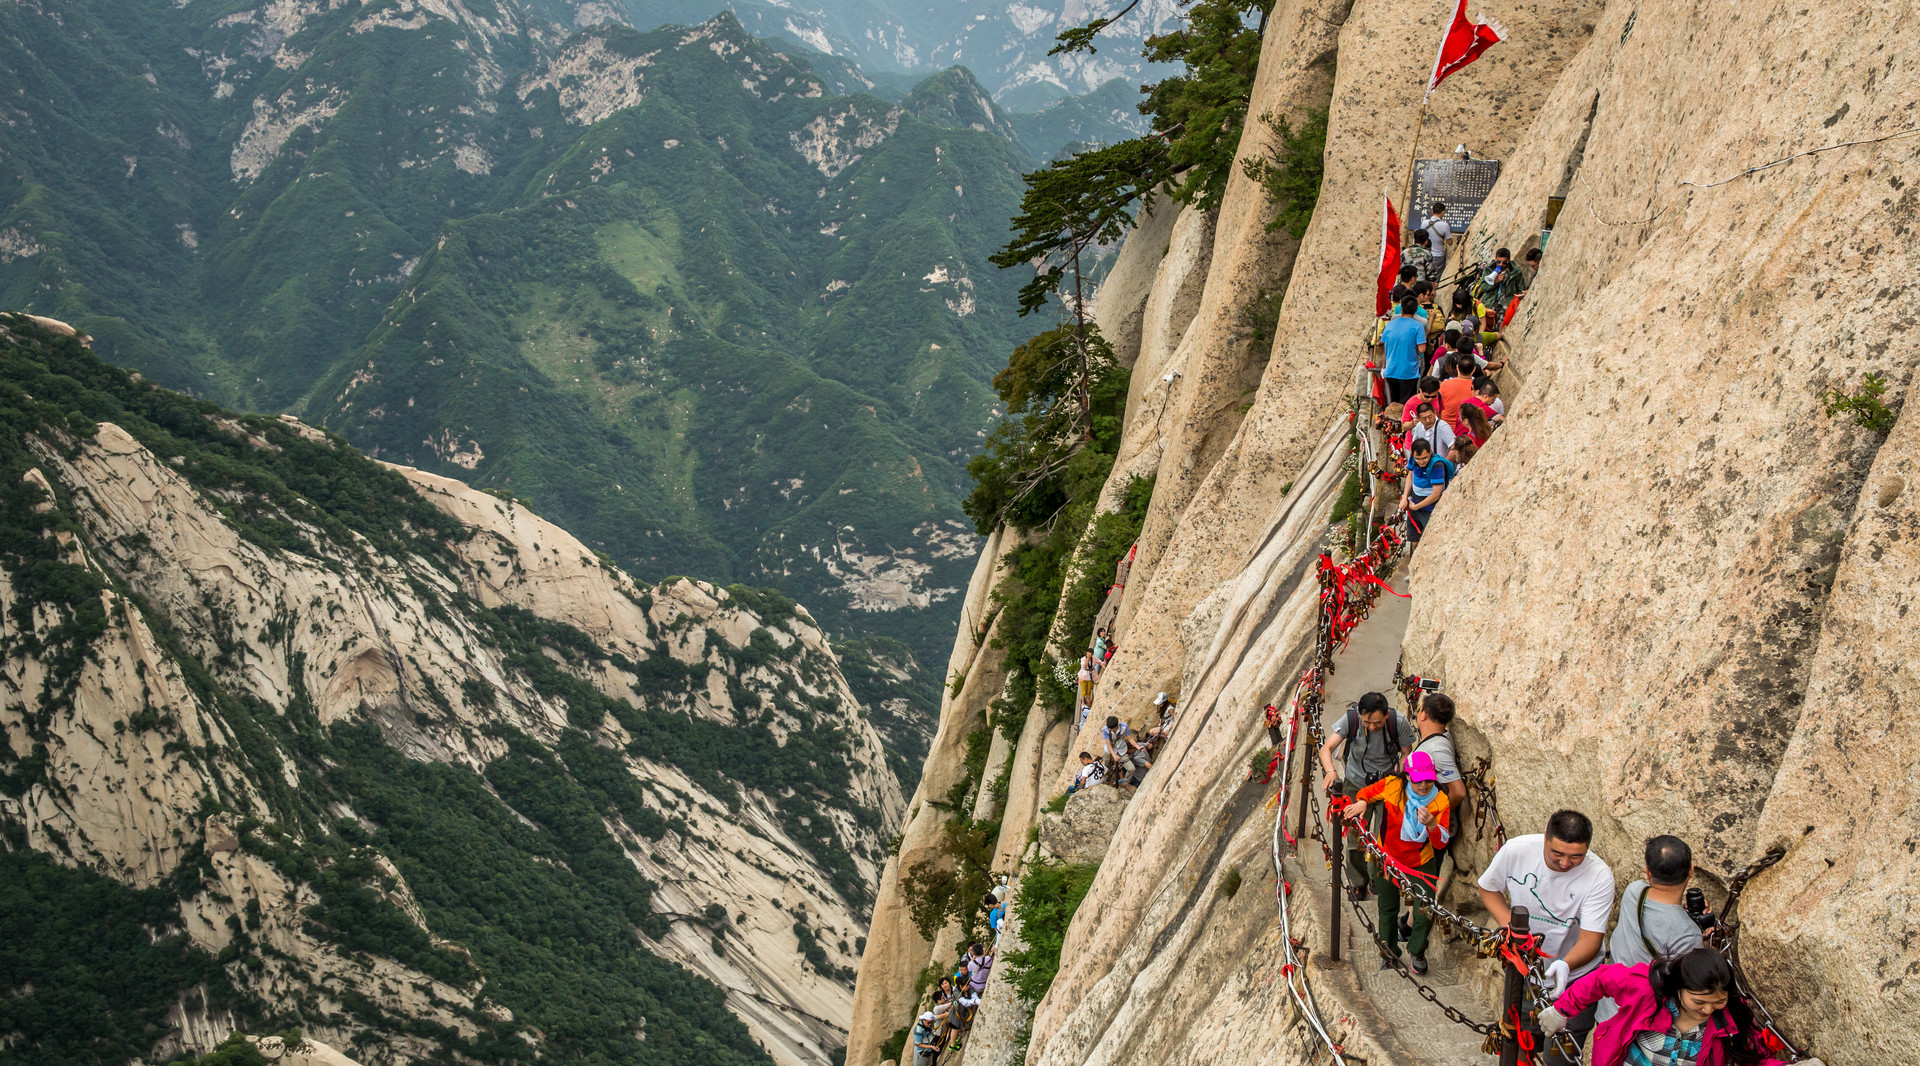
top-left (1401, 438), bottom-right (1456, 548)
top-left (1318, 691), bottom-right (1416, 896)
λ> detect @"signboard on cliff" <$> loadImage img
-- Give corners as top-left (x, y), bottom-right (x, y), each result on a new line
top-left (1411, 158), bottom-right (1502, 233)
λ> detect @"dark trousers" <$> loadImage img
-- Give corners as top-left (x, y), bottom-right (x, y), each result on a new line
top-left (1374, 851), bottom-right (1445, 958)
top-left (1533, 994), bottom-right (1597, 1066)
top-left (1337, 781), bottom-right (1382, 891)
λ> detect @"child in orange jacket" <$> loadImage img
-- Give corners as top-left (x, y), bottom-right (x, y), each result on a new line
top-left (1343, 750), bottom-right (1452, 972)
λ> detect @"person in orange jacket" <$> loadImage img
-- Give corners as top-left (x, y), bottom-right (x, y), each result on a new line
top-left (1343, 749), bottom-right (1452, 973)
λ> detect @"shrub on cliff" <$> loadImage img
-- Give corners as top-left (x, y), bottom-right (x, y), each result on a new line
top-left (1003, 860), bottom-right (1101, 1003)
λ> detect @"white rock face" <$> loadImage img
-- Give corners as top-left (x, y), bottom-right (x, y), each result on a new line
top-left (861, 1), bottom-right (1919, 1065)
top-left (517, 31), bottom-right (659, 126)
top-left (791, 101), bottom-right (902, 178)
top-left (1, 402), bottom-right (903, 1065)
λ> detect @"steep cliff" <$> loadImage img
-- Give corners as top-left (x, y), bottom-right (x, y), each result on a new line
top-left (0, 315), bottom-right (903, 1066)
top-left (853, 1), bottom-right (1916, 1064)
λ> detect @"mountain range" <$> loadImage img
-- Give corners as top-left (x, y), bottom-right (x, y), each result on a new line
top-left (0, 313), bottom-right (902, 1065)
top-left (591, 0), bottom-right (1183, 111)
top-left (0, 0), bottom-right (1159, 784)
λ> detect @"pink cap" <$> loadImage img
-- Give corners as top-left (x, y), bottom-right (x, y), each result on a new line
top-left (1405, 751), bottom-right (1439, 783)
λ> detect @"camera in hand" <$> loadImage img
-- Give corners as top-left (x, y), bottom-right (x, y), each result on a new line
top-left (1685, 887), bottom-right (1716, 931)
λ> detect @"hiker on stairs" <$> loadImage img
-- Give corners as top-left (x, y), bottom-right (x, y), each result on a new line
top-left (1478, 810), bottom-right (1617, 1066)
top-left (1343, 750), bottom-right (1452, 973)
top-left (1611, 835), bottom-right (1715, 969)
top-left (1542, 948), bottom-right (1819, 1066)
top-left (1319, 692), bottom-right (1415, 897)
top-left (1409, 692), bottom-right (1467, 810)
top-left (1381, 299), bottom-right (1430, 416)
top-left (1400, 438), bottom-right (1456, 548)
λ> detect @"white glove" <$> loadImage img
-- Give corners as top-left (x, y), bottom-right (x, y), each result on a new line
top-left (1536, 1005), bottom-right (1567, 1038)
top-left (1544, 958), bottom-right (1571, 999)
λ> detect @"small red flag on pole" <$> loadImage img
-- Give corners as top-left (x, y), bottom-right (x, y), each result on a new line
top-left (1376, 193), bottom-right (1402, 316)
top-left (1426, 0), bottom-right (1507, 100)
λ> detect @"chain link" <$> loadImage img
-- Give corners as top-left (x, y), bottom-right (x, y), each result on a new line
top-left (1292, 548), bottom-right (1579, 1063)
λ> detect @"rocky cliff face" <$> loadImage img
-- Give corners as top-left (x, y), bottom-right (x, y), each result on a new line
top-left (852, 1), bottom-right (1916, 1064)
top-left (0, 316), bottom-right (902, 1066)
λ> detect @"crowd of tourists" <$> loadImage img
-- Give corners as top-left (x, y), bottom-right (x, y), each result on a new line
top-left (1317, 217), bottom-right (1818, 1066)
top-left (1323, 687), bottom-right (1819, 1066)
top-left (889, 209), bottom-right (1819, 1066)
top-left (907, 880), bottom-right (1008, 1065)
top-left (1373, 207), bottom-right (1539, 550)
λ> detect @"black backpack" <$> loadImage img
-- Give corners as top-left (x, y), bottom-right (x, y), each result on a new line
top-left (1343, 702), bottom-right (1405, 783)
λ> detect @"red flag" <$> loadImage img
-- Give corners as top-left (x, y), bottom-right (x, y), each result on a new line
top-left (1426, 0), bottom-right (1507, 100)
top-left (1375, 193), bottom-right (1402, 316)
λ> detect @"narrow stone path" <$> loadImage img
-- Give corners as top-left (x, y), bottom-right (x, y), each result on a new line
top-left (1293, 562), bottom-right (1502, 1066)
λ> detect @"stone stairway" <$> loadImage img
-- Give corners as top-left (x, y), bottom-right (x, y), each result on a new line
top-left (1294, 561), bottom-right (1508, 1066)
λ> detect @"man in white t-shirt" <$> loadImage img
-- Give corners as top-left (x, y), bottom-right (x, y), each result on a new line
top-left (1406, 400), bottom-right (1456, 458)
top-left (1476, 810), bottom-right (1616, 1066)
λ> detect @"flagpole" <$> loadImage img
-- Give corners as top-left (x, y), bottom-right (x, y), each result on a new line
top-left (1399, 99), bottom-right (1430, 230)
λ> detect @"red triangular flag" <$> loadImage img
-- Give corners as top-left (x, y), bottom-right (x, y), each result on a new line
top-left (1426, 0), bottom-right (1507, 100)
top-left (1376, 193), bottom-right (1402, 316)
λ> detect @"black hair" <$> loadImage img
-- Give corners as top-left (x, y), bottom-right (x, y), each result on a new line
top-left (1357, 692), bottom-right (1390, 713)
top-left (1430, 202), bottom-right (1446, 214)
top-left (1399, 264), bottom-right (1418, 281)
top-left (1443, 328), bottom-right (1462, 346)
top-left (1106, 715), bottom-right (1120, 729)
top-left (1409, 437), bottom-right (1434, 456)
top-left (1451, 287), bottom-right (1475, 313)
top-left (1646, 835), bottom-right (1693, 886)
top-left (1495, 246), bottom-right (1512, 259)
top-left (1418, 375), bottom-right (1441, 393)
top-left (1477, 379), bottom-right (1500, 396)
top-left (1414, 400), bottom-right (1436, 416)
top-left (1421, 692), bottom-right (1455, 727)
top-left (1525, 247), bottom-right (1542, 262)
top-left (1412, 280), bottom-right (1434, 296)
top-left (1079, 750), bottom-right (1093, 760)
top-left (1649, 949), bottom-right (1769, 1065)
top-left (1546, 809), bottom-right (1593, 846)
top-left (1400, 297), bottom-right (1420, 315)
top-left (1455, 357), bottom-right (1475, 377)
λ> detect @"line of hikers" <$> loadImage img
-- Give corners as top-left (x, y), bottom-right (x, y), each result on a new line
top-left (1067, 689), bottom-right (1178, 797)
top-left (1320, 688), bottom-right (1822, 1066)
top-left (1373, 214), bottom-right (1541, 550)
top-left (908, 880), bottom-right (1008, 1065)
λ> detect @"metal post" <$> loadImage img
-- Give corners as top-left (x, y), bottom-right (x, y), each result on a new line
top-left (1499, 906), bottom-right (1532, 1066)
top-left (1295, 730), bottom-right (1314, 842)
top-left (1329, 811), bottom-right (1344, 962)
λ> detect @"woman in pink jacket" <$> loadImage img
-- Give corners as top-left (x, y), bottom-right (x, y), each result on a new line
top-left (1541, 948), bottom-right (1819, 1066)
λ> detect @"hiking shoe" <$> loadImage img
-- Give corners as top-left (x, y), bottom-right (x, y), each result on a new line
top-left (1397, 913), bottom-right (1412, 943)
top-left (1408, 953), bottom-right (1429, 975)
top-left (1378, 953), bottom-right (1399, 971)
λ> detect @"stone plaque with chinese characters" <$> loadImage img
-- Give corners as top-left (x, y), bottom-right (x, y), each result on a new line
top-left (1411, 158), bottom-right (1503, 233)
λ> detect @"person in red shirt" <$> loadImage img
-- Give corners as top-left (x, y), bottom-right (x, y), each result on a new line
top-left (1345, 750), bottom-right (1452, 972)
top-left (1437, 356), bottom-right (1476, 427)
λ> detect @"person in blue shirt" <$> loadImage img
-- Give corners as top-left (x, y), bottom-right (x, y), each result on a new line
top-left (1380, 297), bottom-right (1428, 416)
top-left (1400, 437), bottom-right (1456, 546)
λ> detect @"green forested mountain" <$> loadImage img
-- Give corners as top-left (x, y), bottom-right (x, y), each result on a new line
top-left (0, 2), bottom-right (1041, 763)
top-left (0, 315), bottom-right (901, 1064)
